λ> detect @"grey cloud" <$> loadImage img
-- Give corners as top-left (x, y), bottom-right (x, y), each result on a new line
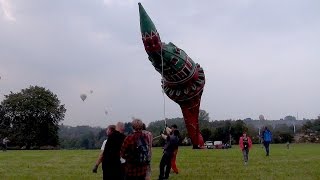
top-left (0, 0), bottom-right (319, 127)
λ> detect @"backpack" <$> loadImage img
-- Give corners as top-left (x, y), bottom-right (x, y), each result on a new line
top-left (132, 135), bottom-right (150, 165)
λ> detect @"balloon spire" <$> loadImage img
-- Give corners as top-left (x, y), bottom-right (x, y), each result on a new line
top-left (138, 3), bottom-right (162, 53)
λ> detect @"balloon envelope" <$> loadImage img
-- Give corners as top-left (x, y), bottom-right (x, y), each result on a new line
top-left (80, 94), bottom-right (87, 101)
top-left (259, 115), bottom-right (265, 121)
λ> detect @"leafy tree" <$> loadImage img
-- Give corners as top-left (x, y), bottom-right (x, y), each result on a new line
top-left (1, 86), bottom-right (66, 149)
top-left (0, 104), bottom-right (11, 137)
top-left (231, 120), bottom-right (247, 144)
top-left (284, 115), bottom-right (296, 121)
top-left (279, 133), bottom-right (294, 143)
top-left (59, 125), bottom-right (105, 149)
top-left (211, 127), bottom-right (226, 142)
top-left (201, 128), bottom-right (212, 142)
top-left (199, 109), bottom-right (210, 121)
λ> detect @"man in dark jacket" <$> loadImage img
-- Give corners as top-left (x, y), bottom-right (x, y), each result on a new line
top-left (159, 128), bottom-right (179, 180)
top-left (102, 124), bottom-right (126, 180)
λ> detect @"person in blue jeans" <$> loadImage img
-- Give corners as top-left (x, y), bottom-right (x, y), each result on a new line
top-left (262, 127), bottom-right (272, 156)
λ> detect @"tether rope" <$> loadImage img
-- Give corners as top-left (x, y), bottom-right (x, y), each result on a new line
top-left (160, 44), bottom-right (167, 128)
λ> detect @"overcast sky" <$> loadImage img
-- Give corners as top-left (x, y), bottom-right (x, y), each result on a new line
top-left (1, 0), bottom-right (319, 127)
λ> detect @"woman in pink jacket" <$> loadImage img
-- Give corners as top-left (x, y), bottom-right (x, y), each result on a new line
top-left (239, 132), bottom-right (252, 165)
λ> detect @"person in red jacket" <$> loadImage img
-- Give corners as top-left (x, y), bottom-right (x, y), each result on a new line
top-left (239, 132), bottom-right (252, 165)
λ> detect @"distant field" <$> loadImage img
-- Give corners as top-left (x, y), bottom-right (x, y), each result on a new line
top-left (0, 144), bottom-right (320, 180)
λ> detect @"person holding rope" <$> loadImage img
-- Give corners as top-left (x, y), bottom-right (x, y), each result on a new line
top-left (165, 124), bottom-right (180, 174)
top-left (158, 126), bottom-right (179, 180)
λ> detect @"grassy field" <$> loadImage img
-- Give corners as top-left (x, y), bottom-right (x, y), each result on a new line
top-left (0, 144), bottom-right (320, 180)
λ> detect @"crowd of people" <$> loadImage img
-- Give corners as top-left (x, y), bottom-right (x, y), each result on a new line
top-left (93, 118), bottom-right (180, 180)
top-left (93, 118), bottom-right (273, 179)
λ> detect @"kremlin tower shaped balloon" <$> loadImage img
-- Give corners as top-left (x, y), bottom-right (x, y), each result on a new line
top-left (138, 3), bottom-right (206, 148)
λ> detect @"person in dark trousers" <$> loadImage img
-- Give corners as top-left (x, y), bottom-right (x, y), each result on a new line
top-left (262, 127), bottom-right (272, 156)
top-left (167, 125), bottom-right (180, 174)
top-left (101, 124), bottom-right (126, 180)
top-left (92, 122), bottom-right (126, 178)
top-left (239, 132), bottom-right (252, 165)
top-left (159, 128), bottom-right (179, 180)
top-left (2, 137), bottom-right (9, 151)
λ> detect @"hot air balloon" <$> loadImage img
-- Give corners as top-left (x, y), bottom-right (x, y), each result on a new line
top-left (104, 109), bottom-right (108, 116)
top-left (138, 3), bottom-right (206, 148)
top-left (80, 94), bottom-right (87, 101)
top-left (89, 90), bottom-right (93, 94)
top-left (259, 115), bottom-right (265, 121)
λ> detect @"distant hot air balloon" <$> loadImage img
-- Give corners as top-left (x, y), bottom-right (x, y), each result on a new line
top-left (89, 90), bottom-right (93, 94)
top-left (259, 115), bottom-right (265, 121)
top-left (80, 94), bottom-right (87, 101)
top-left (104, 109), bottom-right (108, 116)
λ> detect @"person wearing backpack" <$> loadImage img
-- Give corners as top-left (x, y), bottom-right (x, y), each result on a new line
top-left (159, 127), bottom-right (179, 180)
top-left (121, 119), bottom-right (150, 180)
top-left (262, 127), bottom-right (272, 156)
top-left (239, 132), bottom-right (252, 165)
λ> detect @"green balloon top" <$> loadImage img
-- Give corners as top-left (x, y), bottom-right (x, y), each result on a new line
top-left (138, 3), bottom-right (158, 36)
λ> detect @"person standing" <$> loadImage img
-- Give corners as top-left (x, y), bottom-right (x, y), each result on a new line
top-left (165, 124), bottom-right (180, 174)
top-left (103, 124), bottom-right (126, 180)
top-left (92, 138), bottom-right (107, 173)
top-left (159, 127), bottom-right (179, 180)
top-left (121, 119), bottom-right (151, 180)
top-left (92, 122), bottom-right (126, 176)
top-left (239, 132), bottom-right (252, 165)
top-left (262, 127), bottom-right (272, 156)
top-left (2, 137), bottom-right (9, 151)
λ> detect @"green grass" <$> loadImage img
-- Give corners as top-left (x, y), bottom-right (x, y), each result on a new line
top-left (0, 144), bottom-right (320, 180)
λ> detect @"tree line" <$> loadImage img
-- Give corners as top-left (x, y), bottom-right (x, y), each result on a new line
top-left (1, 85), bottom-right (319, 149)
